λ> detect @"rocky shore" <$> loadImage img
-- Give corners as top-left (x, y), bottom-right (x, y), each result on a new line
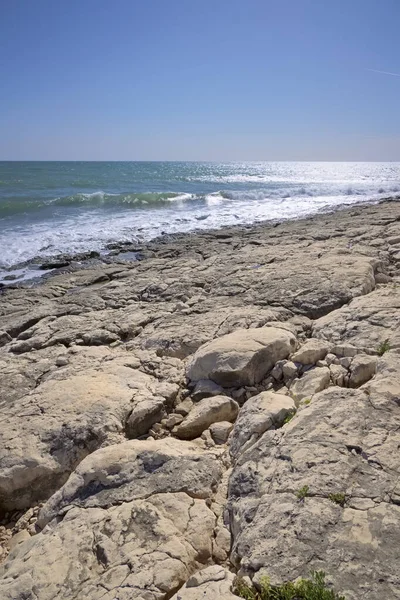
top-left (0, 200), bottom-right (399, 599)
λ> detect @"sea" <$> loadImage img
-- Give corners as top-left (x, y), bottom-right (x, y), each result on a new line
top-left (1, 161), bottom-right (400, 284)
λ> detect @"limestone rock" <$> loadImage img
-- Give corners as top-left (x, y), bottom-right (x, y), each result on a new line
top-left (191, 379), bottom-right (225, 402)
top-left (329, 363), bottom-right (347, 387)
top-left (1, 439), bottom-right (222, 600)
top-left (290, 367), bottom-right (331, 401)
top-left (186, 328), bottom-right (297, 387)
top-left (349, 354), bottom-right (377, 388)
top-left (125, 397), bottom-right (167, 438)
top-left (175, 396), bottom-right (239, 440)
top-left (228, 353), bottom-right (400, 600)
top-left (0, 346), bottom-right (184, 512)
top-left (229, 392), bottom-right (295, 459)
top-left (331, 343), bottom-right (359, 357)
top-left (291, 339), bottom-right (330, 365)
top-left (209, 421), bottom-right (233, 445)
top-left (171, 566), bottom-right (237, 600)
top-left (282, 360), bottom-right (298, 381)
top-left (0, 331), bottom-right (11, 347)
top-left (313, 286), bottom-right (400, 353)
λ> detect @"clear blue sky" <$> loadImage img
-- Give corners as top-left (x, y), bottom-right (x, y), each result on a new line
top-left (1, 0), bottom-right (400, 160)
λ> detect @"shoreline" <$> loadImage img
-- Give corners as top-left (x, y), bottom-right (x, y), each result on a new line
top-left (0, 197), bottom-right (400, 598)
top-left (1, 194), bottom-right (398, 289)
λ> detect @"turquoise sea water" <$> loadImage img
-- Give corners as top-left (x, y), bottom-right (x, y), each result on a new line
top-left (1, 161), bottom-right (400, 282)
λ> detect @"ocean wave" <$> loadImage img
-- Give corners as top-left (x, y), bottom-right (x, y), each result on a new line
top-left (0, 191), bottom-right (197, 217)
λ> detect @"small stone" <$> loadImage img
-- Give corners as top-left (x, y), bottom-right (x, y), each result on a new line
top-left (282, 361), bottom-right (298, 381)
top-left (339, 357), bottom-right (352, 369)
top-left (290, 367), bottom-right (331, 401)
top-left (0, 331), bottom-right (12, 347)
top-left (209, 421), bottom-right (233, 445)
top-left (162, 413), bottom-right (184, 429)
top-left (55, 356), bottom-right (69, 367)
top-left (175, 396), bottom-right (239, 440)
top-left (271, 360), bottom-right (285, 381)
top-left (125, 398), bottom-right (166, 438)
top-left (316, 360), bottom-right (328, 367)
top-left (325, 353), bottom-right (337, 366)
top-left (330, 364), bottom-right (347, 387)
top-left (175, 398), bottom-right (194, 417)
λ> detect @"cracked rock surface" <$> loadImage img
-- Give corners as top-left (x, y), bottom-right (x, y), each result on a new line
top-left (1, 200), bottom-right (400, 599)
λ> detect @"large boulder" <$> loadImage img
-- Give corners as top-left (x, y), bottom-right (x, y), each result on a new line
top-left (186, 327), bottom-right (297, 387)
top-left (175, 396), bottom-right (239, 440)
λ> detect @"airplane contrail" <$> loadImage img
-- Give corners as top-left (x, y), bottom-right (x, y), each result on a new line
top-left (366, 68), bottom-right (400, 78)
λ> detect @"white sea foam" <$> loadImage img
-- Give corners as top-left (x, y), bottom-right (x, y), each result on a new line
top-left (1, 161), bottom-right (400, 282)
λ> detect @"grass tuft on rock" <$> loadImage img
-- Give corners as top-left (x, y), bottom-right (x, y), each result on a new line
top-left (283, 408), bottom-right (297, 425)
top-left (377, 338), bottom-right (390, 356)
top-left (328, 493), bottom-right (346, 507)
top-left (233, 570), bottom-right (346, 600)
top-left (296, 485), bottom-right (309, 501)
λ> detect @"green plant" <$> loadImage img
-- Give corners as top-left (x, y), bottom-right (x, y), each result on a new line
top-left (233, 570), bottom-right (346, 600)
top-left (296, 485), bottom-right (309, 501)
top-left (302, 398), bottom-right (311, 405)
top-left (283, 409), bottom-right (296, 425)
top-left (328, 493), bottom-right (346, 507)
top-left (377, 338), bottom-right (390, 356)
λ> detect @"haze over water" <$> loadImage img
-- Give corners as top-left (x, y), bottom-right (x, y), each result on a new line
top-left (1, 161), bottom-right (400, 283)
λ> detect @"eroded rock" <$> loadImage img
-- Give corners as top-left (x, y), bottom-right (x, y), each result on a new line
top-left (187, 328), bottom-right (297, 387)
top-left (175, 396), bottom-right (239, 440)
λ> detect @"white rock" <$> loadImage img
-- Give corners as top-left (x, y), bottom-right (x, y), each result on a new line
top-left (282, 361), bottom-right (298, 381)
top-left (209, 421), bottom-right (233, 445)
top-left (291, 339), bottom-right (330, 365)
top-left (290, 367), bottom-right (331, 401)
top-left (186, 327), bottom-right (297, 387)
top-left (175, 395), bottom-right (239, 440)
top-left (230, 391), bottom-right (295, 458)
top-left (349, 354), bottom-right (377, 388)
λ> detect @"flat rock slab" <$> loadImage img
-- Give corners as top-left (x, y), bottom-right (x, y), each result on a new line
top-left (0, 439), bottom-right (224, 600)
top-left (228, 352), bottom-right (400, 600)
top-left (313, 285), bottom-right (400, 352)
top-left (0, 346), bottom-right (184, 512)
top-left (186, 327), bottom-right (297, 387)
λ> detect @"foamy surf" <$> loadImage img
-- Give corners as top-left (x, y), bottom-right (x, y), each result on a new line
top-left (1, 161), bottom-right (399, 283)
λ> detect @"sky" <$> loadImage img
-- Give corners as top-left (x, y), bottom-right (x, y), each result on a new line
top-left (1, 0), bottom-right (400, 161)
